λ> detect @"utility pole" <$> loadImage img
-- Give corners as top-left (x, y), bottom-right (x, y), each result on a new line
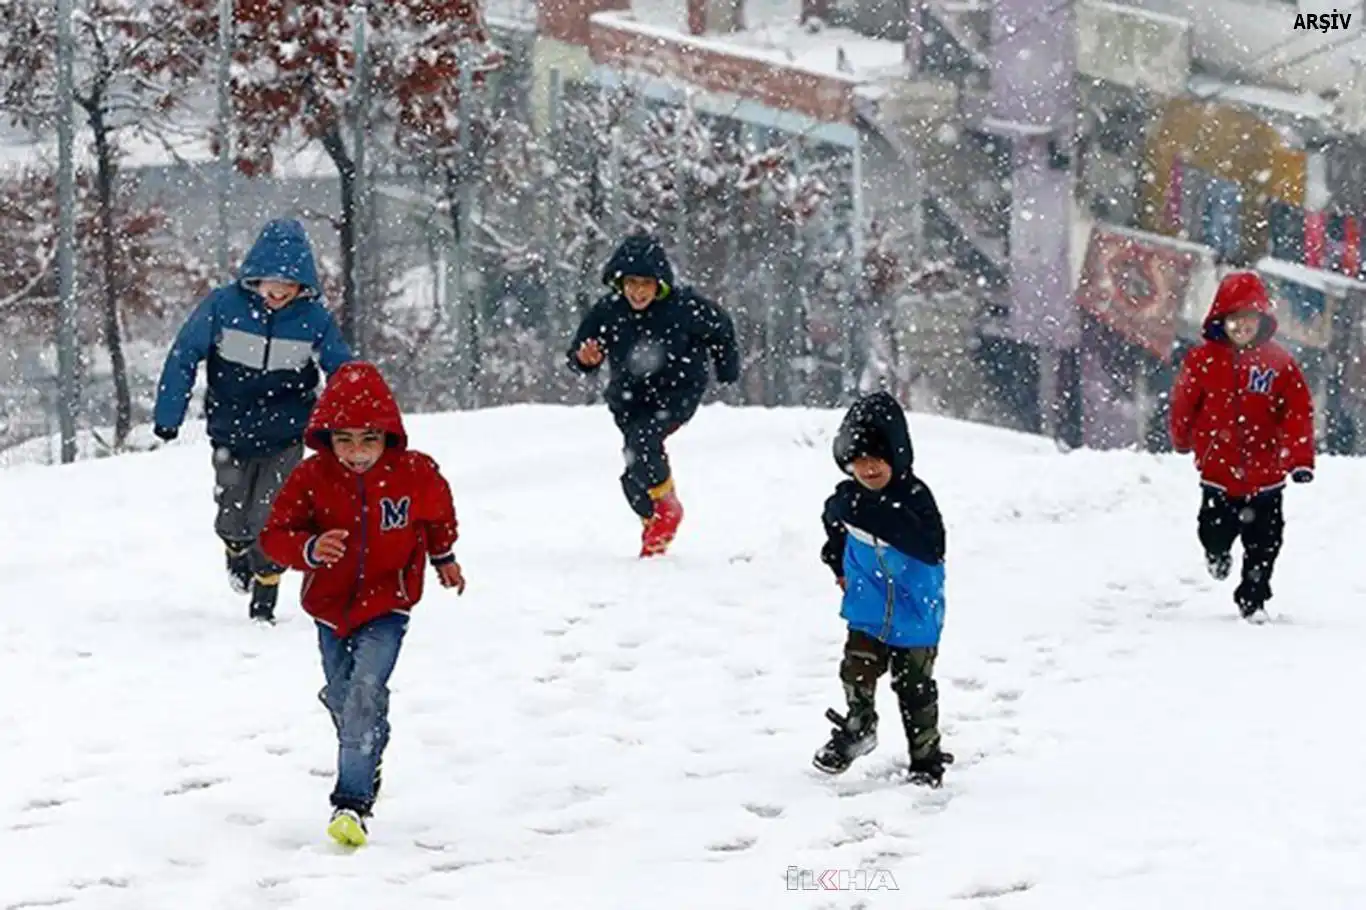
top-left (56, 0), bottom-right (78, 463)
top-left (216, 0), bottom-right (233, 280)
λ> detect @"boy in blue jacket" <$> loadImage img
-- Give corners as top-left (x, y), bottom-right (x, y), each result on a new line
top-left (153, 218), bottom-right (353, 622)
top-left (814, 391), bottom-right (953, 787)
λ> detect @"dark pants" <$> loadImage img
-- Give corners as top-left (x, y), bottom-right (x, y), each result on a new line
top-left (840, 629), bottom-right (941, 761)
top-left (212, 441), bottom-right (303, 577)
top-left (614, 408), bottom-right (689, 518)
top-left (1198, 485), bottom-right (1284, 610)
top-left (317, 613), bottom-right (409, 815)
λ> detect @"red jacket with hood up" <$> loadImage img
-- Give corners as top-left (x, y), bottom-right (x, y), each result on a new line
top-left (1169, 271), bottom-right (1315, 498)
top-left (259, 361), bottom-right (459, 636)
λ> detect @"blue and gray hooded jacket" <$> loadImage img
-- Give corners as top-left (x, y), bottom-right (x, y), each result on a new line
top-left (820, 392), bottom-right (947, 648)
top-left (153, 218), bottom-right (353, 458)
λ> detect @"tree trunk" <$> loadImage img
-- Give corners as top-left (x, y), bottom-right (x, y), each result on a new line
top-left (445, 167), bottom-right (481, 408)
top-left (87, 104), bottom-right (132, 448)
top-left (320, 125), bottom-right (359, 348)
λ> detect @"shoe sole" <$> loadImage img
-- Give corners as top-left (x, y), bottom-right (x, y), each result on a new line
top-left (327, 814), bottom-right (367, 847)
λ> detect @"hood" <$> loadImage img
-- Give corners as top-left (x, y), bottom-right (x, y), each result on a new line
top-left (1203, 270), bottom-right (1278, 344)
top-left (238, 218), bottom-right (323, 301)
top-left (833, 390), bottom-right (914, 479)
top-left (601, 232), bottom-right (675, 297)
top-left (305, 361), bottom-right (407, 454)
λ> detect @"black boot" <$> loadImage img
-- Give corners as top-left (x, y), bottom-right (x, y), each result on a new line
top-left (908, 749), bottom-right (955, 788)
top-left (225, 545), bottom-right (251, 594)
top-left (249, 574), bottom-right (280, 623)
top-left (1205, 549), bottom-right (1232, 581)
top-left (812, 703), bottom-right (878, 774)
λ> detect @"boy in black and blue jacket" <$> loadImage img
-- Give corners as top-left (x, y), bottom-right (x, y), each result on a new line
top-left (153, 218), bottom-right (353, 622)
top-left (814, 391), bottom-right (953, 787)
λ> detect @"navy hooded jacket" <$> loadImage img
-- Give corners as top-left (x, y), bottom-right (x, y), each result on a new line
top-left (153, 219), bottom-right (353, 458)
top-left (567, 233), bottom-right (740, 422)
top-left (821, 392), bottom-right (947, 647)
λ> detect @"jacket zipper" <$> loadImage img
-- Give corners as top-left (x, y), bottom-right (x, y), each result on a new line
top-left (262, 308), bottom-right (275, 370)
top-left (1232, 349), bottom-right (1249, 482)
top-left (873, 540), bottom-right (895, 642)
top-left (341, 474), bottom-right (368, 634)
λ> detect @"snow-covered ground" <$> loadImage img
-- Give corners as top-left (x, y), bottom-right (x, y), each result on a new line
top-left (3, 405), bottom-right (1364, 909)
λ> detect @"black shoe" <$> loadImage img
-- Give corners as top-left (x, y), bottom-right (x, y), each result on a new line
top-left (249, 576), bottom-right (279, 623)
top-left (812, 706), bottom-right (878, 774)
top-left (226, 546), bottom-right (251, 594)
top-left (1206, 550), bottom-right (1232, 581)
top-left (908, 749), bottom-right (954, 788)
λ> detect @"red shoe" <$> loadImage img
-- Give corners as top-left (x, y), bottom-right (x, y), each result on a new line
top-left (640, 486), bottom-right (683, 558)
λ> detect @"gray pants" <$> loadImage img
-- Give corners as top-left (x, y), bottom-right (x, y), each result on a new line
top-left (212, 442), bottom-right (304, 577)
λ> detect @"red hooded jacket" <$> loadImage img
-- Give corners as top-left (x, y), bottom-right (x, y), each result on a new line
top-left (259, 362), bottom-right (459, 636)
top-left (1169, 271), bottom-right (1315, 498)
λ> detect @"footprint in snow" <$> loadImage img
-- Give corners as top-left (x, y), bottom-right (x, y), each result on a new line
top-left (529, 817), bottom-right (606, 836)
top-left (706, 835), bottom-right (757, 852)
top-left (23, 797), bottom-right (65, 811)
top-left (164, 777), bottom-right (225, 796)
top-left (743, 802), bottom-right (784, 819)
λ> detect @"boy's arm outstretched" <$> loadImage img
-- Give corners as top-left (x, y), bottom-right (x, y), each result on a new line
top-left (566, 303), bottom-right (607, 374)
top-left (1168, 349), bottom-right (1206, 454)
top-left (1278, 360), bottom-right (1316, 480)
top-left (153, 295), bottom-right (216, 439)
top-left (259, 465), bottom-right (325, 571)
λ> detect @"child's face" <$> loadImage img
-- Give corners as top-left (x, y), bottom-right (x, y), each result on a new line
top-left (622, 276), bottom-right (658, 310)
top-left (1223, 311), bottom-right (1261, 347)
top-left (851, 455), bottom-right (892, 490)
top-left (259, 279), bottom-right (302, 310)
top-left (331, 428), bottom-right (386, 473)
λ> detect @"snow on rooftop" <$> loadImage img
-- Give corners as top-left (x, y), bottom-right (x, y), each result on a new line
top-left (1188, 74), bottom-right (1335, 121)
top-left (1257, 256), bottom-right (1366, 294)
top-left (594, 5), bottom-right (905, 84)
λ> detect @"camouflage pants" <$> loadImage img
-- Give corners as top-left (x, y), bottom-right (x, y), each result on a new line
top-left (840, 628), bottom-right (941, 761)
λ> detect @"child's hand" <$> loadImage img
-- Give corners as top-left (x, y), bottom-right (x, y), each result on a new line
top-left (576, 339), bottom-right (604, 367)
top-left (437, 561), bottom-right (466, 593)
top-left (312, 529), bottom-right (349, 565)
top-left (1292, 468), bottom-right (1313, 484)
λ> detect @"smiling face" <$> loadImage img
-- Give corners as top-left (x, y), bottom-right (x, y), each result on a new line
top-left (622, 276), bottom-right (658, 311)
top-left (1223, 310), bottom-right (1262, 347)
top-left (331, 428), bottom-right (386, 473)
top-left (258, 279), bottom-right (303, 311)
top-left (851, 455), bottom-right (892, 491)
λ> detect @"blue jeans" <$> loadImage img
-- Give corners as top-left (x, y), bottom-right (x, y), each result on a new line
top-left (316, 612), bottom-right (408, 814)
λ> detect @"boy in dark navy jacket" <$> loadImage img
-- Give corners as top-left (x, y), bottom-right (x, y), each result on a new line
top-left (153, 218), bottom-right (353, 622)
top-left (814, 391), bottom-right (953, 787)
top-left (567, 233), bottom-right (739, 557)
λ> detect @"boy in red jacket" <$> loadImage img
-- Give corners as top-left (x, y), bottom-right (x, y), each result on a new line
top-left (259, 361), bottom-right (465, 846)
top-left (1169, 271), bottom-right (1315, 622)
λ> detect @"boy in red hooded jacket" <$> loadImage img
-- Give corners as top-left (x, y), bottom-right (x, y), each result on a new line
top-left (1169, 271), bottom-right (1315, 622)
top-left (259, 361), bottom-right (465, 846)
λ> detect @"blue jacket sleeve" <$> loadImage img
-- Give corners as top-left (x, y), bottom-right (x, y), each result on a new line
top-left (153, 295), bottom-right (216, 430)
top-left (315, 306), bottom-right (353, 374)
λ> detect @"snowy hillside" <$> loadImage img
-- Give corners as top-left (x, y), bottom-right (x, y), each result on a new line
top-left (3, 405), bottom-right (1365, 909)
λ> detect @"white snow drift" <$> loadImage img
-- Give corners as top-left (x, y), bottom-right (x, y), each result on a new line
top-left (2, 404), bottom-right (1363, 909)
